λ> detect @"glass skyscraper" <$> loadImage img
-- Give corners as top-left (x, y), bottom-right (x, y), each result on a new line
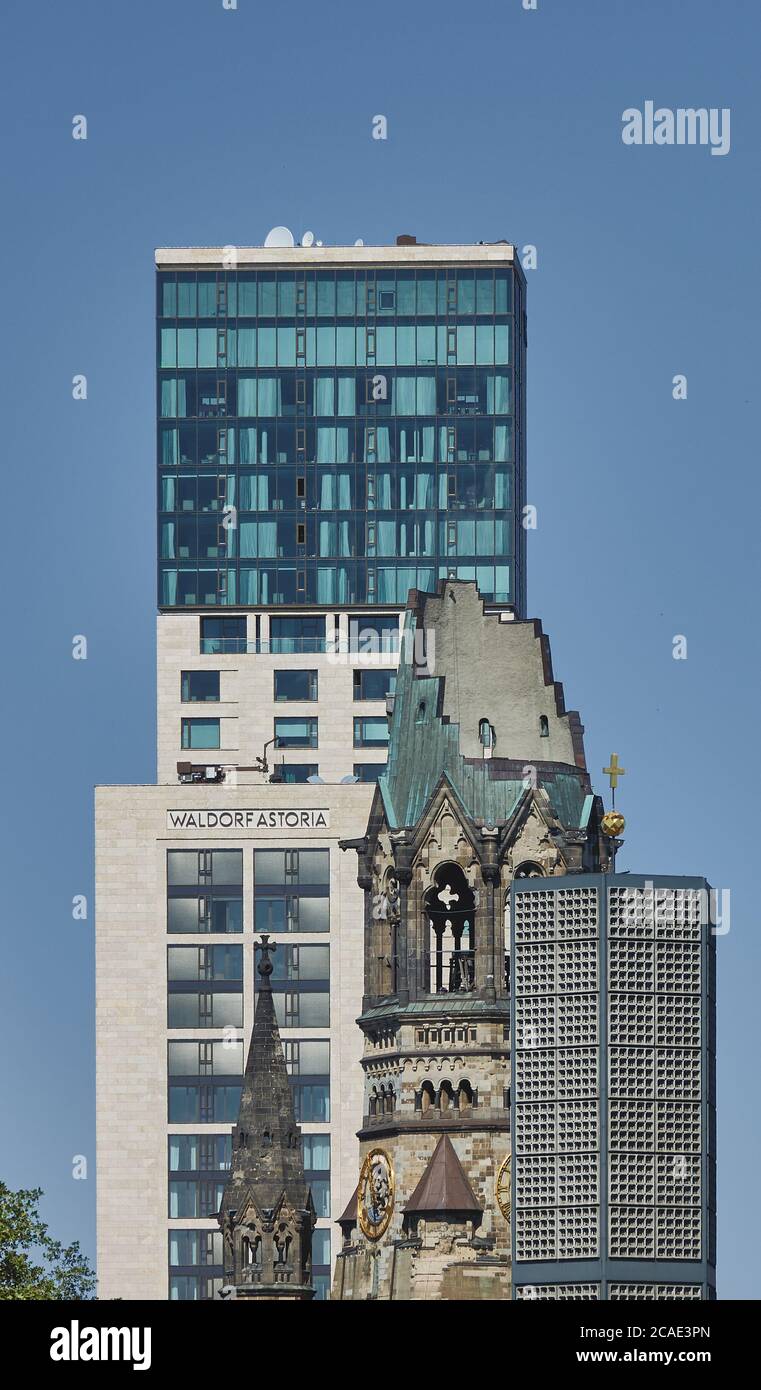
top-left (157, 240), bottom-right (526, 614)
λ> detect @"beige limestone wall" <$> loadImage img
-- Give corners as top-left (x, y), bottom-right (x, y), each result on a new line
top-left (156, 612), bottom-right (398, 785)
top-left (96, 780), bottom-right (372, 1300)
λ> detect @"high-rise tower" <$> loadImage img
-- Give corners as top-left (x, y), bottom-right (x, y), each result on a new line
top-left (97, 235), bottom-right (525, 1301)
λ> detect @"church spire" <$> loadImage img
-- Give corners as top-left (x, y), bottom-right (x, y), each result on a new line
top-left (217, 935), bottom-right (315, 1300)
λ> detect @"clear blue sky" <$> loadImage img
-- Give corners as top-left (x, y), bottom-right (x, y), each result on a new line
top-left (1, 0), bottom-right (758, 1298)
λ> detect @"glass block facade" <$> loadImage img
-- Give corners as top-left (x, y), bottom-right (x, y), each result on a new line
top-left (157, 256), bottom-right (526, 611)
top-left (510, 873), bottom-right (716, 1301)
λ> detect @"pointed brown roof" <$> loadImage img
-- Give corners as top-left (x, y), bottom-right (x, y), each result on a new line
top-left (404, 1134), bottom-right (483, 1217)
top-left (220, 935), bottom-right (310, 1216)
top-left (337, 1185), bottom-right (358, 1227)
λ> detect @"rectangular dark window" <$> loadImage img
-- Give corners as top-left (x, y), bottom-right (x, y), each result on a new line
top-left (181, 671), bottom-right (220, 702)
top-left (269, 616), bottom-right (325, 654)
top-left (353, 669), bottom-right (395, 701)
top-left (271, 763), bottom-right (319, 785)
top-left (181, 718), bottom-right (220, 750)
top-left (354, 717), bottom-right (390, 748)
top-left (200, 616), bottom-right (247, 654)
top-left (273, 991), bottom-right (329, 1028)
top-left (271, 944), bottom-right (329, 984)
top-left (348, 614), bottom-right (400, 654)
top-left (275, 717), bottom-right (318, 749)
top-left (167, 849), bottom-right (242, 886)
top-left (274, 669), bottom-right (318, 702)
top-left (167, 994), bottom-right (242, 1030)
top-left (168, 945), bottom-right (243, 981)
top-left (168, 1040), bottom-right (243, 1077)
top-left (254, 849), bottom-right (329, 886)
top-left (354, 762), bottom-right (386, 783)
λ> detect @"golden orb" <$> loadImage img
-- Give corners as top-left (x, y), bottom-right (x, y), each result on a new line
top-left (601, 810), bottom-right (625, 837)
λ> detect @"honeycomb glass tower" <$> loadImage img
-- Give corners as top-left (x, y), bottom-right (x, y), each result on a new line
top-left (510, 874), bottom-right (717, 1299)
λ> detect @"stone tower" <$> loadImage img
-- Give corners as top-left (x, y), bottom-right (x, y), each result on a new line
top-left (332, 582), bottom-right (613, 1300)
top-left (218, 935), bottom-right (316, 1300)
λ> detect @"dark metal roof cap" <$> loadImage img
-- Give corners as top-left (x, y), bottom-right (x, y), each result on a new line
top-left (404, 1134), bottom-right (483, 1217)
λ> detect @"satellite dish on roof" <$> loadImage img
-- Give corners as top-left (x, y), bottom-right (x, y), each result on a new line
top-left (354, 239), bottom-right (364, 246)
top-left (301, 230), bottom-right (315, 247)
top-left (264, 226), bottom-right (295, 248)
top-left (340, 775), bottom-right (359, 783)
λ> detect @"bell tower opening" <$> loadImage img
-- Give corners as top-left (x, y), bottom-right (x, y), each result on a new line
top-left (423, 862), bottom-right (475, 994)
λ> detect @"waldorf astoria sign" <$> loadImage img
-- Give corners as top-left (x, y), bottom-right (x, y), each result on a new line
top-left (166, 808), bottom-right (330, 832)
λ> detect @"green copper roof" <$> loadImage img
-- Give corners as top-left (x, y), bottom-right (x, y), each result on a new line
top-left (378, 611), bottom-right (588, 831)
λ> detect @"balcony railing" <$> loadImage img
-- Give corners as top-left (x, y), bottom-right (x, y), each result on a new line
top-left (200, 637), bottom-right (327, 655)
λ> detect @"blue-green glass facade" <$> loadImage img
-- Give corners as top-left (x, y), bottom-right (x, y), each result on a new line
top-left (157, 258), bottom-right (526, 611)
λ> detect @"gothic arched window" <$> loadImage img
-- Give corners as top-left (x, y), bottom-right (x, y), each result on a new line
top-left (423, 863), bottom-right (476, 995)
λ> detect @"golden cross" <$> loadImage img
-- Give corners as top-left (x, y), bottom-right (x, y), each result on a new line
top-left (603, 753), bottom-right (626, 796)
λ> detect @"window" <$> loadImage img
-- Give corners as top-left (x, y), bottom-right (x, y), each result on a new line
top-left (167, 1041), bottom-right (243, 1075)
top-left (254, 849), bottom-right (329, 934)
top-left (200, 616), bottom-right (247, 654)
top-left (271, 763), bottom-right (319, 785)
top-left (353, 669), bottom-right (396, 701)
top-left (254, 849), bottom-right (329, 885)
top-left (272, 944), bottom-right (330, 983)
top-left (274, 991), bottom-right (330, 1028)
top-left (285, 1039), bottom-right (330, 1074)
top-left (348, 614), bottom-right (400, 654)
top-left (169, 1229), bottom-right (224, 1267)
top-left (167, 851), bottom-right (243, 933)
top-left (275, 717), bottom-right (318, 749)
top-left (168, 945), bottom-right (243, 981)
top-left (169, 1134), bottom-right (232, 1173)
top-left (539, 715), bottom-right (549, 737)
top-left (270, 616), bottom-right (325, 654)
top-left (181, 671), bottom-right (220, 702)
top-left (354, 717), bottom-right (389, 748)
top-left (167, 994), bottom-right (243, 1029)
top-left (168, 1083), bottom-right (242, 1121)
top-left (479, 718), bottom-right (495, 748)
top-left (274, 669), bottom-right (318, 702)
top-left (167, 849), bottom-right (242, 886)
top-left (354, 762), bottom-right (386, 783)
top-left (181, 718), bottom-right (220, 750)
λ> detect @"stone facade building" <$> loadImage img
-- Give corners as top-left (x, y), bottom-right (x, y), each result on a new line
top-left (332, 581), bottom-right (612, 1299)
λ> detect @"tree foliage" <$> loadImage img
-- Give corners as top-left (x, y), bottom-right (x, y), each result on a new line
top-left (0, 1182), bottom-right (96, 1300)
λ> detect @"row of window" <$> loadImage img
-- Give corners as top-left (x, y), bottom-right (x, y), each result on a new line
top-left (199, 613), bottom-right (401, 654)
top-left (158, 268), bottom-right (515, 319)
top-left (167, 991), bottom-right (329, 1030)
top-left (181, 715), bottom-right (389, 750)
top-left (180, 667), bottom-right (394, 703)
top-left (162, 515), bottom-right (513, 563)
top-left (160, 463), bottom-right (514, 514)
top-left (159, 372), bottom-right (512, 449)
top-left (159, 323), bottom-right (513, 371)
top-left (168, 1227), bottom-right (332, 1300)
top-left (167, 846), bottom-right (328, 886)
top-left (168, 1080), bottom-right (329, 1122)
top-left (159, 383), bottom-right (514, 450)
top-left (167, 944), bottom-right (330, 982)
top-left (161, 561), bottom-right (511, 607)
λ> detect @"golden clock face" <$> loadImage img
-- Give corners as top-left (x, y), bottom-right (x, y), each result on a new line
top-left (358, 1148), bottom-right (395, 1240)
top-left (496, 1154), bottom-right (511, 1222)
